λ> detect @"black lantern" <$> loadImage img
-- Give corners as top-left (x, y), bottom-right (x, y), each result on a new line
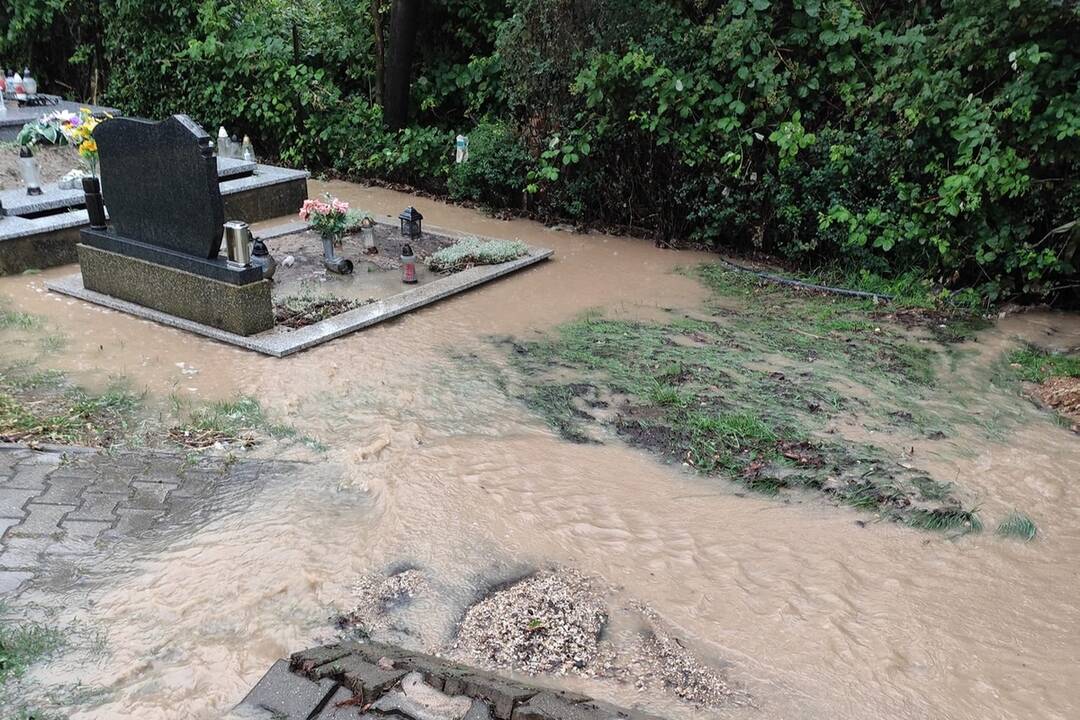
top-left (399, 206), bottom-right (423, 239)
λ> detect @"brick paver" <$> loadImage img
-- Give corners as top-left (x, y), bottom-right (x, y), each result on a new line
top-left (0, 444), bottom-right (296, 595)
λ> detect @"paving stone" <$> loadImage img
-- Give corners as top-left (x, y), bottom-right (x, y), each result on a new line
top-left (67, 494), bottom-right (120, 522)
top-left (0, 517), bottom-right (18, 538)
top-left (123, 481), bottom-right (176, 509)
top-left (0, 450), bottom-right (32, 475)
top-left (34, 477), bottom-right (87, 505)
top-left (311, 686), bottom-right (362, 720)
top-left (16, 452), bottom-right (63, 467)
top-left (0, 537), bottom-right (52, 569)
top-left (4, 463), bottom-right (54, 489)
top-left (291, 643), bottom-right (357, 674)
top-left (0, 570), bottom-right (33, 593)
top-left (59, 519), bottom-right (113, 538)
top-left (238, 658), bottom-right (339, 720)
top-left (83, 474), bottom-right (136, 495)
top-left (315, 654), bottom-right (407, 698)
top-left (170, 473), bottom-right (220, 498)
top-left (112, 507), bottom-right (165, 536)
top-left (46, 466), bottom-right (99, 483)
top-left (461, 672), bottom-right (538, 719)
top-left (0, 488), bottom-right (36, 518)
top-left (7, 503), bottom-right (75, 537)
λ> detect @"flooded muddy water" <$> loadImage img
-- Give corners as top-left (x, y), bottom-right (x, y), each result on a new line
top-left (3, 182), bottom-right (1080, 720)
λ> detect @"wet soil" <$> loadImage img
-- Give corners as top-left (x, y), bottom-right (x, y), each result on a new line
top-left (0, 143), bottom-right (82, 191)
top-left (1, 181), bottom-right (1079, 720)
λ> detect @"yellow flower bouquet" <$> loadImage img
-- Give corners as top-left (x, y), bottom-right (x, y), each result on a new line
top-left (56, 107), bottom-right (110, 177)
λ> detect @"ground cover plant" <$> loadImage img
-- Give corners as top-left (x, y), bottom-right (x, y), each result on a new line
top-left (428, 237), bottom-right (528, 273)
top-left (502, 263), bottom-right (988, 531)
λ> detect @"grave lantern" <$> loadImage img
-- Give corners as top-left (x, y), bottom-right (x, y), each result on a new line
top-left (399, 206), bottom-right (423, 239)
top-left (400, 243), bottom-right (418, 284)
top-left (18, 146), bottom-right (43, 196)
top-left (360, 216), bottom-right (377, 255)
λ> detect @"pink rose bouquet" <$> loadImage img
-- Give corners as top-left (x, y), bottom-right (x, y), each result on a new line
top-left (299, 193), bottom-right (358, 240)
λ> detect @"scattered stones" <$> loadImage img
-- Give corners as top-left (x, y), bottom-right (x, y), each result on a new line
top-left (614, 603), bottom-right (743, 707)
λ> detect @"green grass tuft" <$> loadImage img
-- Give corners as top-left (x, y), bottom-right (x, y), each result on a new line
top-left (996, 511), bottom-right (1037, 541)
top-left (0, 309), bottom-right (39, 330)
top-left (1007, 346), bottom-right (1080, 383)
top-left (905, 507), bottom-right (982, 533)
top-left (0, 621), bottom-right (63, 682)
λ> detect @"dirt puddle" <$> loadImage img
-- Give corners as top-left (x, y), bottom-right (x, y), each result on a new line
top-left (2, 182), bottom-right (1079, 720)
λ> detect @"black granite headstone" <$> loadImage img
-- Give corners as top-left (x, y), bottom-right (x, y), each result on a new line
top-left (81, 114), bottom-right (261, 284)
top-left (94, 115), bottom-right (224, 258)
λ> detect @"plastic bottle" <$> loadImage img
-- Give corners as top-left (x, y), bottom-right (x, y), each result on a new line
top-left (22, 67), bottom-right (36, 97)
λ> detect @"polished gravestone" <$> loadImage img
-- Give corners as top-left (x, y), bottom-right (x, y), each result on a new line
top-left (76, 114), bottom-right (273, 335)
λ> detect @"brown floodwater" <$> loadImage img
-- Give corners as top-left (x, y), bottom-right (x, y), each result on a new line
top-left (3, 181), bottom-right (1080, 720)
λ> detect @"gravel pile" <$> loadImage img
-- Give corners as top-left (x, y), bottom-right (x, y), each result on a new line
top-left (453, 568), bottom-right (607, 675)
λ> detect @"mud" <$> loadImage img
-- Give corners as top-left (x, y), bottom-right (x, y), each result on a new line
top-left (0, 143), bottom-right (81, 190)
top-left (0, 181), bottom-right (1079, 720)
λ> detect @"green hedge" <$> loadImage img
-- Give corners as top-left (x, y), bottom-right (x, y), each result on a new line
top-left (3, 0), bottom-right (1078, 303)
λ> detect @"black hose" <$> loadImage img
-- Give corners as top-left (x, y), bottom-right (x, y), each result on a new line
top-left (718, 258), bottom-right (895, 302)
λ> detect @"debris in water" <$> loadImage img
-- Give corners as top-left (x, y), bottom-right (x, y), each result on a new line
top-left (347, 568), bottom-right (427, 633)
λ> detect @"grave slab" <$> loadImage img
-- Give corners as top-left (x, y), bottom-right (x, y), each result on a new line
top-left (48, 229), bottom-right (553, 356)
top-left (0, 156), bottom-right (256, 218)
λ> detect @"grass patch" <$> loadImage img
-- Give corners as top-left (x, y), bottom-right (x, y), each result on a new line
top-left (501, 263), bottom-right (984, 532)
top-left (428, 237), bottom-right (528, 273)
top-left (0, 620), bottom-right (62, 682)
top-left (1007, 346), bottom-right (1080, 383)
top-left (0, 309), bottom-right (39, 330)
top-left (169, 395), bottom-right (317, 450)
top-left (996, 511), bottom-right (1037, 541)
top-left (0, 378), bottom-right (141, 447)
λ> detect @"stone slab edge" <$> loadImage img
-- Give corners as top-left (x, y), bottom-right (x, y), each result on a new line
top-left (0, 158), bottom-right (263, 217)
top-left (0, 164), bottom-right (306, 243)
top-left (286, 641), bottom-right (666, 720)
top-left (46, 246), bottom-right (553, 357)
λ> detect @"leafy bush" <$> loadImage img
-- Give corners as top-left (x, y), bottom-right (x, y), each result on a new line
top-left (3, 0), bottom-right (1078, 304)
top-left (447, 120), bottom-right (531, 207)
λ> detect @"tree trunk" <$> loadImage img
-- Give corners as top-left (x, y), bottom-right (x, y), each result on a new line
top-left (372, 0), bottom-right (385, 105)
top-left (383, 0), bottom-right (421, 130)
